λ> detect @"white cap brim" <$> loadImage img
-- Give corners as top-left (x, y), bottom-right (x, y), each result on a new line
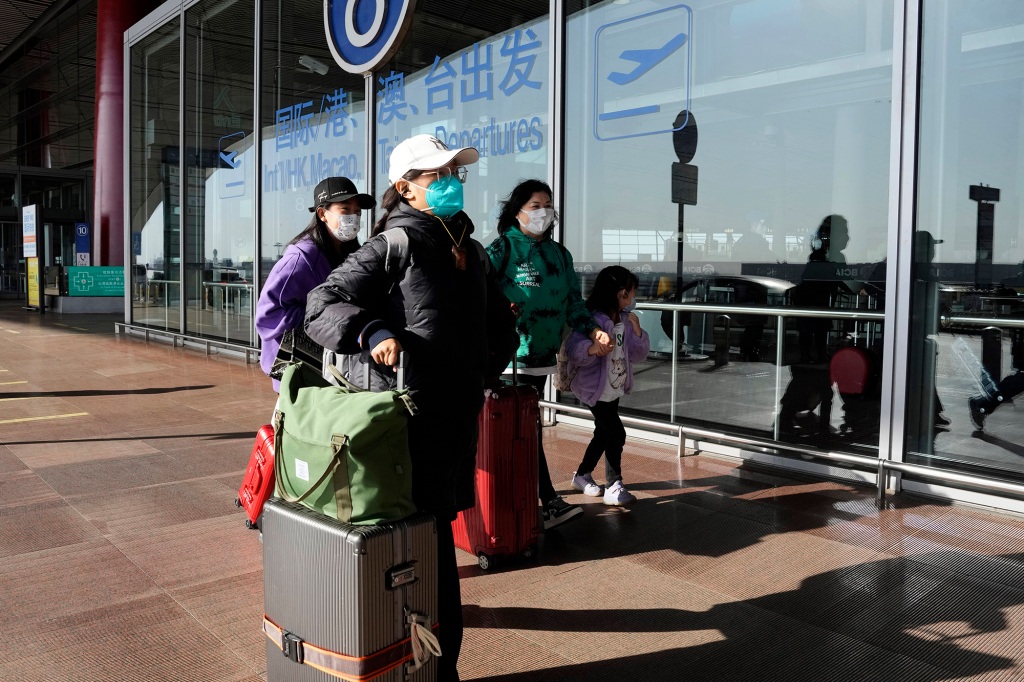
top-left (388, 146), bottom-right (480, 184)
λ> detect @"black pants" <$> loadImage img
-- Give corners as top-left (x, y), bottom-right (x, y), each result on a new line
top-left (576, 399), bottom-right (625, 483)
top-left (978, 370), bottom-right (1024, 414)
top-left (519, 374), bottom-right (558, 503)
top-left (408, 412), bottom-right (478, 682)
top-left (434, 514), bottom-right (462, 682)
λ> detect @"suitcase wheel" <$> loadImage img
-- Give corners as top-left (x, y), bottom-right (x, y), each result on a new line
top-left (522, 545), bottom-right (535, 560)
top-left (477, 553), bottom-right (495, 571)
top-left (233, 498), bottom-right (242, 508)
top-left (245, 518), bottom-right (257, 530)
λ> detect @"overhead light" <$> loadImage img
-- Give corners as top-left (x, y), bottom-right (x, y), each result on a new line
top-left (298, 54), bottom-right (329, 76)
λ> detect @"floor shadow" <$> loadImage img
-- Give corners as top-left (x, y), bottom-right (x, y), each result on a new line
top-left (974, 431), bottom-right (1024, 458)
top-left (463, 552), bottom-right (1024, 682)
top-left (0, 385), bottom-right (216, 399)
top-left (504, 466), bottom-right (935, 570)
top-left (0, 432), bottom-right (255, 446)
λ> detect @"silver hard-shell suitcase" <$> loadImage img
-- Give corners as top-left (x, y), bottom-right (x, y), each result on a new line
top-left (262, 498), bottom-right (438, 681)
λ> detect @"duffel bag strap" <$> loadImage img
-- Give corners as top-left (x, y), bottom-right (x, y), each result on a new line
top-left (326, 357), bottom-right (418, 417)
top-left (263, 615), bottom-right (439, 681)
top-left (273, 422), bottom-right (349, 505)
top-left (325, 362), bottom-right (364, 392)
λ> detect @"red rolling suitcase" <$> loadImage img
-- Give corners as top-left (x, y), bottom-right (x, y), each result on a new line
top-left (830, 346), bottom-right (873, 395)
top-left (235, 424), bottom-right (275, 530)
top-left (452, 379), bottom-right (540, 570)
top-left (830, 346), bottom-right (879, 436)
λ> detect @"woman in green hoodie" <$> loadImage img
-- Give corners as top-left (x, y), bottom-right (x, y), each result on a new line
top-left (486, 179), bottom-right (613, 530)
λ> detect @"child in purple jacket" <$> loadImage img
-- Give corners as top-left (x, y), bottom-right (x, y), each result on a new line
top-left (255, 177), bottom-right (374, 391)
top-left (565, 266), bottom-right (651, 506)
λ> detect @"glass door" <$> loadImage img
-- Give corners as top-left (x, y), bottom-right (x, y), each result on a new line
top-left (183, 0), bottom-right (256, 345)
top-left (0, 222), bottom-right (24, 297)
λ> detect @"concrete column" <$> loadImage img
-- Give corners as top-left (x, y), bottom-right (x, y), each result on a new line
top-left (92, 0), bottom-right (161, 266)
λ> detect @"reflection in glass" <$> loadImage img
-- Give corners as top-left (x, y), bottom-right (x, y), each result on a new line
top-left (372, 6), bottom-right (549, 244)
top-left (565, 1), bottom-right (893, 452)
top-left (129, 21), bottom-right (181, 332)
top-left (259, 0), bottom-right (367, 289)
top-left (911, 0), bottom-right (1024, 481)
top-left (183, 0), bottom-right (255, 344)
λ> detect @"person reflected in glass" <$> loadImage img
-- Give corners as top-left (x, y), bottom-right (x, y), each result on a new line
top-left (255, 176), bottom-right (374, 391)
top-left (969, 259), bottom-right (1024, 431)
top-left (485, 179), bottom-right (613, 531)
top-left (304, 135), bottom-right (485, 682)
top-left (731, 211), bottom-right (782, 362)
top-left (777, 215), bottom-right (851, 437)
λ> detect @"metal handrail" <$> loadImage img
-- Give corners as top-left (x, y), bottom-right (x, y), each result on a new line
top-left (637, 300), bottom-right (885, 321)
top-left (540, 400), bottom-right (875, 464)
top-left (115, 322), bottom-right (258, 364)
top-left (875, 460), bottom-right (1024, 506)
top-left (941, 315), bottom-right (1024, 329)
top-left (540, 399), bottom-right (1024, 508)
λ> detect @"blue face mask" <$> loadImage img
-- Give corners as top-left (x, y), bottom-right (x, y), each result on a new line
top-left (622, 291), bottom-right (636, 313)
top-left (421, 175), bottom-right (464, 218)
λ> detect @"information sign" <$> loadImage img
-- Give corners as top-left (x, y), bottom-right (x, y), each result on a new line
top-left (66, 267), bottom-right (125, 297)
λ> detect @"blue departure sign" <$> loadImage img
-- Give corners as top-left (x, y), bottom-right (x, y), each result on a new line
top-left (594, 4), bottom-right (692, 141)
top-left (325, 0), bottom-right (417, 74)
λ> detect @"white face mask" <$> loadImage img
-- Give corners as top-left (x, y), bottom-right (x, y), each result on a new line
top-left (328, 212), bottom-right (360, 242)
top-left (519, 207), bottom-right (554, 236)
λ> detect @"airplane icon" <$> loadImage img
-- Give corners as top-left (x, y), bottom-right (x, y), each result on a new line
top-left (607, 32), bottom-right (688, 86)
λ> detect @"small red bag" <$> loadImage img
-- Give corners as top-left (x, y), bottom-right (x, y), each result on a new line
top-left (235, 424), bottom-right (275, 530)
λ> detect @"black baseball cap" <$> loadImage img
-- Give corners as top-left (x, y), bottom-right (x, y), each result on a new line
top-left (308, 176), bottom-right (375, 212)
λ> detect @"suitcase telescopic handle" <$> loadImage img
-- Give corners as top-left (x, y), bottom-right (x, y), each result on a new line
top-left (360, 350), bottom-right (406, 390)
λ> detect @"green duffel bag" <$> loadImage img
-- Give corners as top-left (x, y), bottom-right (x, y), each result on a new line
top-left (273, 361), bottom-right (418, 525)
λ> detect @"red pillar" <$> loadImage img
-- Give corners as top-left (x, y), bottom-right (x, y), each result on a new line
top-left (93, 0), bottom-right (161, 266)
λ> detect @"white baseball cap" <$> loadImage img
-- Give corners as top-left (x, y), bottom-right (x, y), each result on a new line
top-left (388, 134), bottom-right (479, 184)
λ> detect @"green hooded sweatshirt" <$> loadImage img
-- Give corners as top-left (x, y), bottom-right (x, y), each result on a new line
top-left (485, 227), bottom-right (596, 368)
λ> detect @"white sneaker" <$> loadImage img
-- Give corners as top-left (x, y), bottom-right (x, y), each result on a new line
top-left (603, 480), bottom-right (636, 506)
top-left (571, 471), bottom-right (604, 497)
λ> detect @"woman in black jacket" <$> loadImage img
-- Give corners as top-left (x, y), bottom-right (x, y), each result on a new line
top-left (305, 134), bottom-right (484, 682)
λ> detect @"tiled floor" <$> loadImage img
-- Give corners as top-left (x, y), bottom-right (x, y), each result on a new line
top-left (2, 301), bottom-right (1024, 681)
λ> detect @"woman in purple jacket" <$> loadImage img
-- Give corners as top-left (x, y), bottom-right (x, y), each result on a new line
top-left (255, 177), bottom-right (374, 390)
top-left (565, 266), bottom-right (650, 506)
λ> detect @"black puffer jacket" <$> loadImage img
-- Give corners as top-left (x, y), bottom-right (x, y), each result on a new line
top-left (305, 202), bottom-right (489, 514)
top-left (306, 202), bottom-right (489, 412)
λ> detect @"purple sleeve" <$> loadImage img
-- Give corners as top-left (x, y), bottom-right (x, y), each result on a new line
top-left (565, 331), bottom-right (599, 366)
top-left (255, 245), bottom-right (329, 377)
top-left (625, 323), bottom-right (650, 362)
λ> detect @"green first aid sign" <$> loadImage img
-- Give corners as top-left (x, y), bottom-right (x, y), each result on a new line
top-left (67, 267), bottom-right (125, 297)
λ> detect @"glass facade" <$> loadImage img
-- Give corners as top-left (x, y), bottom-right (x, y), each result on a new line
top-left (129, 19), bottom-right (181, 331)
top-left (0, 1), bottom-right (97, 298)
top-left (372, 3), bottom-right (549, 244)
top-left (259, 0), bottom-right (366, 287)
top-left (908, 0), bottom-right (1024, 485)
top-left (121, 0), bottom-right (1024, 509)
top-left (182, 0), bottom-right (256, 344)
top-left (564, 1), bottom-right (894, 453)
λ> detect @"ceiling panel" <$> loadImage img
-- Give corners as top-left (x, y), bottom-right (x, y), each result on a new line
top-left (0, 0), bottom-right (54, 55)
